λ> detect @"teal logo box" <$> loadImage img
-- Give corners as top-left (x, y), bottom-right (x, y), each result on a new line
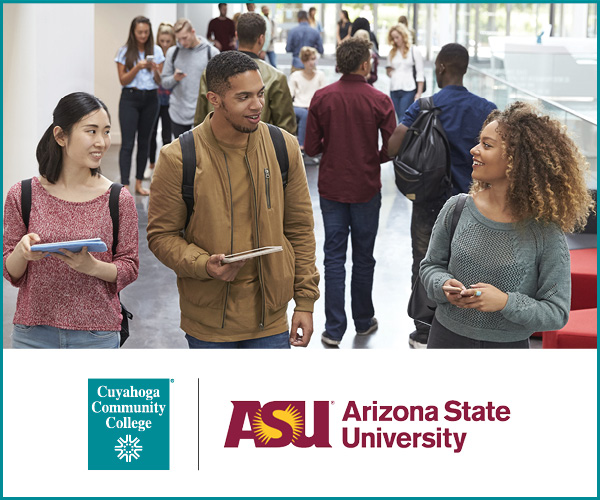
top-left (88, 378), bottom-right (170, 470)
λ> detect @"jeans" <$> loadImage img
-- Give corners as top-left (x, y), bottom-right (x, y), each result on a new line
top-left (171, 121), bottom-right (192, 140)
top-left (185, 331), bottom-right (290, 349)
top-left (411, 199), bottom-right (446, 334)
top-left (149, 104), bottom-right (172, 164)
top-left (118, 88), bottom-right (159, 184)
top-left (390, 89), bottom-right (416, 123)
top-left (320, 192), bottom-right (382, 340)
top-left (11, 324), bottom-right (120, 349)
top-left (266, 51), bottom-right (277, 68)
top-left (427, 316), bottom-right (530, 349)
top-left (294, 106), bottom-right (309, 147)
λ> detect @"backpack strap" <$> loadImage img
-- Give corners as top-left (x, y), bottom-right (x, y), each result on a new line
top-left (172, 46), bottom-right (180, 65)
top-left (449, 194), bottom-right (467, 248)
top-left (21, 178), bottom-right (33, 230)
top-left (180, 130), bottom-right (197, 230)
top-left (418, 96), bottom-right (434, 111)
top-left (109, 183), bottom-right (123, 255)
top-left (267, 123), bottom-right (289, 189)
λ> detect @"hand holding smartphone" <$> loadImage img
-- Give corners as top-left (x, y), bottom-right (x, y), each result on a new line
top-left (442, 285), bottom-right (463, 294)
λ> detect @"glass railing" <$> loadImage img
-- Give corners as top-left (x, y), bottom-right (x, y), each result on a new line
top-left (465, 65), bottom-right (597, 191)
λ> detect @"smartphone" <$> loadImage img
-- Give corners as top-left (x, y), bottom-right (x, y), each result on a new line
top-left (175, 68), bottom-right (184, 75)
top-left (146, 55), bottom-right (155, 63)
top-left (442, 285), bottom-right (463, 293)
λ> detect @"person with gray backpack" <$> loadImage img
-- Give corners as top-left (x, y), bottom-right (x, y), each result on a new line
top-left (388, 43), bottom-right (496, 348)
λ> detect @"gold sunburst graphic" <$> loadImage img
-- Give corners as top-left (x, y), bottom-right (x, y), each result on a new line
top-left (251, 404), bottom-right (304, 444)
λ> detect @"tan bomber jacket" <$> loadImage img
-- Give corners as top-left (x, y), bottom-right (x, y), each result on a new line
top-left (147, 116), bottom-right (320, 332)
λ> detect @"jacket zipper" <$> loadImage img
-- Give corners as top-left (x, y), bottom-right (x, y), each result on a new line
top-left (221, 153), bottom-right (234, 328)
top-left (264, 168), bottom-right (271, 209)
top-left (246, 155), bottom-right (265, 329)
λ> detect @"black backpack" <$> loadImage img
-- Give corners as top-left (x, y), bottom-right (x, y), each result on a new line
top-left (393, 97), bottom-right (451, 203)
top-left (20, 180), bottom-right (132, 347)
top-left (179, 123), bottom-right (289, 230)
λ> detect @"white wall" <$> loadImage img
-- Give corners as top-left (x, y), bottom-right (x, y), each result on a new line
top-left (3, 3), bottom-right (95, 200)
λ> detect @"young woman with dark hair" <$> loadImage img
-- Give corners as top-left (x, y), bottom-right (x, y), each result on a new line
top-left (115, 16), bottom-right (165, 195)
top-left (3, 92), bottom-right (139, 349)
top-left (336, 10), bottom-right (352, 45)
top-left (420, 102), bottom-right (594, 349)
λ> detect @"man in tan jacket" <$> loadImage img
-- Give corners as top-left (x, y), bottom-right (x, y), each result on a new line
top-left (147, 51), bottom-right (319, 348)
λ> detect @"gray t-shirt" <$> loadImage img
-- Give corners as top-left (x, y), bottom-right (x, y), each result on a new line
top-left (420, 195), bottom-right (571, 342)
top-left (161, 39), bottom-right (220, 125)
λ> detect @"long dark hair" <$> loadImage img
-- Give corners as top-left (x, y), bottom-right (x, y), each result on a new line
top-left (338, 9), bottom-right (350, 27)
top-left (123, 16), bottom-right (154, 71)
top-left (36, 92), bottom-right (111, 183)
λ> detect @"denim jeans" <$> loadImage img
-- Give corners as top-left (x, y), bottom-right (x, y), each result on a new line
top-left (390, 89), bottom-right (416, 123)
top-left (118, 88), bottom-right (159, 184)
top-left (185, 331), bottom-right (290, 349)
top-left (320, 192), bottom-right (382, 340)
top-left (427, 316), bottom-right (530, 349)
top-left (149, 104), bottom-right (172, 164)
top-left (411, 199), bottom-right (446, 334)
top-left (266, 51), bottom-right (277, 68)
top-left (171, 121), bottom-right (192, 140)
top-left (294, 106), bottom-right (309, 147)
top-left (12, 324), bottom-right (120, 349)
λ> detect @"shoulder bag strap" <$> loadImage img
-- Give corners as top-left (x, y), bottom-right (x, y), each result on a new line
top-left (448, 194), bottom-right (468, 257)
top-left (109, 183), bottom-right (123, 255)
top-left (21, 178), bottom-right (33, 230)
top-left (180, 130), bottom-right (196, 229)
top-left (266, 123), bottom-right (289, 190)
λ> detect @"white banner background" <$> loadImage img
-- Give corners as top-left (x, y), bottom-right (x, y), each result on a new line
top-left (3, 349), bottom-right (597, 498)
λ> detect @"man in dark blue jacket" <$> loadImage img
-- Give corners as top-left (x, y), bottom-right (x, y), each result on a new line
top-left (388, 43), bottom-right (497, 349)
top-left (286, 10), bottom-right (323, 73)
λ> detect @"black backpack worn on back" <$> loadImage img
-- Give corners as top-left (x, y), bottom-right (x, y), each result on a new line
top-left (393, 96), bottom-right (451, 203)
top-left (179, 123), bottom-right (289, 230)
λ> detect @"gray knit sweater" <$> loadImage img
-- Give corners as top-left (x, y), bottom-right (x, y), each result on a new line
top-left (161, 39), bottom-right (220, 125)
top-left (420, 195), bottom-right (570, 342)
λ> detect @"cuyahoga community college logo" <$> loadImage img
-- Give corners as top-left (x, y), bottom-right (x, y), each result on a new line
top-left (88, 378), bottom-right (171, 470)
top-left (225, 401), bottom-right (332, 448)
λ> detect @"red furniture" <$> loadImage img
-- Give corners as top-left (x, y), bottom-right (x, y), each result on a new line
top-left (569, 248), bottom-right (597, 310)
top-left (542, 308), bottom-right (597, 349)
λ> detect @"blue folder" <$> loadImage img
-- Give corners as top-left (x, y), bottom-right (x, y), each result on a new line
top-left (31, 238), bottom-right (108, 255)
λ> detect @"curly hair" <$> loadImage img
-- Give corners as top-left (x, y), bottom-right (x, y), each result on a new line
top-left (471, 101), bottom-right (594, 232)
top-left (336, 37), bottom-right (371, 75)
top-left (388, 24), bottom-right (411, 60)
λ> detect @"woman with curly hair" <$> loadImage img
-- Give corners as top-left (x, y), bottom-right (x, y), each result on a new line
top-left (420, 102), bottom-right (594, 348)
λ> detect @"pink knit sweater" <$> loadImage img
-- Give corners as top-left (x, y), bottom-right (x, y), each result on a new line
top-left (3, 178), bottom-right (139, 331)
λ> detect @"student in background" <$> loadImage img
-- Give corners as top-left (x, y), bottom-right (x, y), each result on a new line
top-left (288, 46), bottom-right (326, 152)
top-left (115, 16), bottom-right (165, 195)
top-left (336, 10), bottom-right (352, 45)
top-left (421, 102), bottom-right (594, 349)
top-left (386, 23), bottom-right (423, 123)
top-left (146, 22), bottom-right (176, 178)
top-left (3, 92), bottom-right (139, 349)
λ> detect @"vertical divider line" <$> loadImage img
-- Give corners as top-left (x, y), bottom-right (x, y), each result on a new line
top-left (197, 378), bottom-right (200, 471)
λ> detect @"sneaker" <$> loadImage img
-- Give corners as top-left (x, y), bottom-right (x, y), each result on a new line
top-left (356, 317), bottom-right (378, 336)
top-left (408, 330), bottom-right (429, 349)
top-left (321, 331), bottom-right (341, 346)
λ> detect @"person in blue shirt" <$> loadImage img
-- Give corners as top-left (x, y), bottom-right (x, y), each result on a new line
top-left (115, 16), bottom-right (165, 196)
top-left (388, 43), bottom-right (497, 349)
top-left (286, 10), bottom-right (324, 72)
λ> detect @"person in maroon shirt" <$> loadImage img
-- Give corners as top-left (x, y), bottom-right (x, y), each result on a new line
top-left (207, 3), bottom-right (236, 52)
top-left (305, 37), bottom-right (396, 347)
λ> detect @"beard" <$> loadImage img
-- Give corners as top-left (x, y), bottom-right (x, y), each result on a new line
top-left (222, 102), bottom-right (260, 134)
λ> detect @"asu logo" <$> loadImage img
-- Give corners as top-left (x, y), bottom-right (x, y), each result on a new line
top-left (225, 401), bottom-right (331, 448)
